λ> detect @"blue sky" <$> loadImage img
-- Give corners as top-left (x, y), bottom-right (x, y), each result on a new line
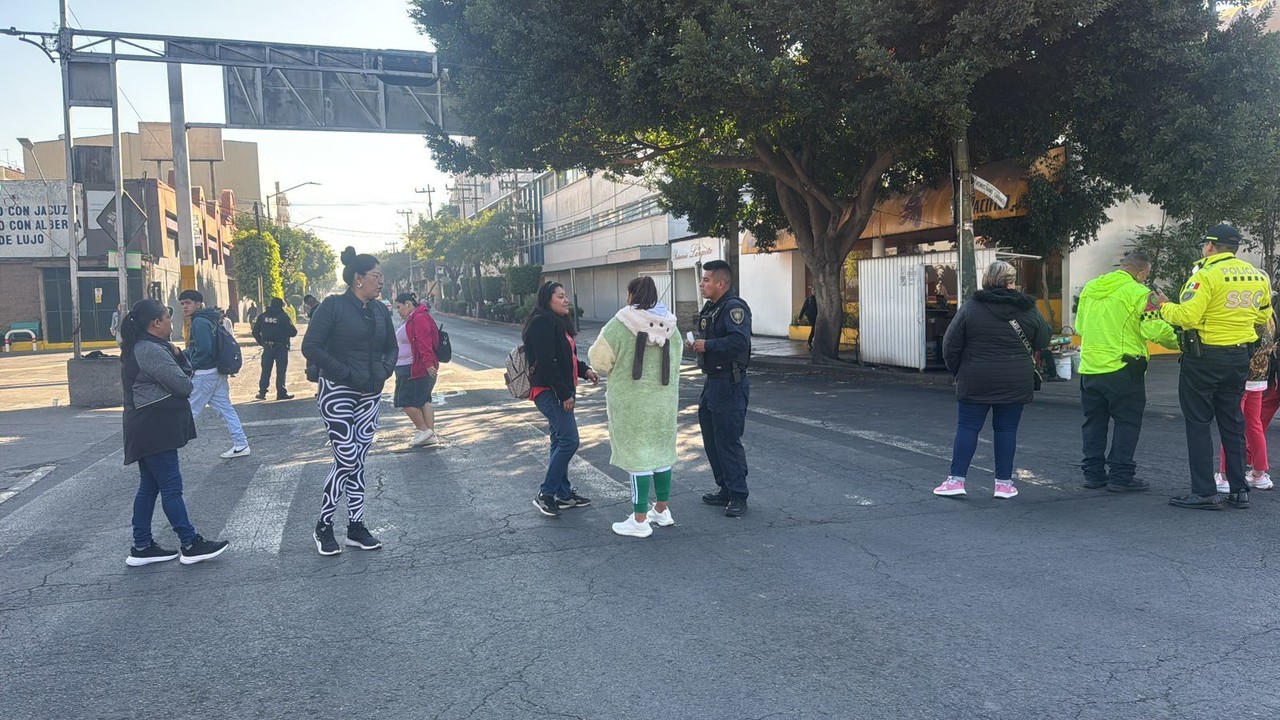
top-left (0, 0), bottom-right (454, 256)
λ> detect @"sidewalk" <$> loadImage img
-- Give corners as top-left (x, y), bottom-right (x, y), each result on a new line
top-left (746, 331), bottom-right (1184, 412)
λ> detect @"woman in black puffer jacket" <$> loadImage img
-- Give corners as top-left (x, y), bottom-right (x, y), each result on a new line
top-left (934, 261), bottom-right (1051, 500)
top-left (523, 281), bottom-right (599, 517)
top-left (302, 247), bottom-right (398, 556)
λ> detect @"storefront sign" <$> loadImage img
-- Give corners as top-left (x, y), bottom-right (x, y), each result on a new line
top-left (0, 181), bottom-right (74, 257)
top-left (671, 238), bottom-right (723, 269)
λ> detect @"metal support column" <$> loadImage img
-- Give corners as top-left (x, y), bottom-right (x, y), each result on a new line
top-left (111, 61), bottom-right (129, 310)
top-left (168, 63), bottom-right (197, 296)
top-left (59, 1), bottom-right (81, 357)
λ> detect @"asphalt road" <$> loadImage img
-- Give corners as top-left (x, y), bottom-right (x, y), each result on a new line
top-left (1, 315), bottom-right (1278, 719)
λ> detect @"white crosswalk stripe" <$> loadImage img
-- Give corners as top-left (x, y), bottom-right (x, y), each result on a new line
top-left (218, 460), bottom-right (317, 554)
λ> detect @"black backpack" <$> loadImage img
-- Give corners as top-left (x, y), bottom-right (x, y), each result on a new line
top-left (206, 317), bottom-right (243, 376)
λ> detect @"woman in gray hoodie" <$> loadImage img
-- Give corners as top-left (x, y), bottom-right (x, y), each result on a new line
top-left (121, 299), bottom-right (229, 567)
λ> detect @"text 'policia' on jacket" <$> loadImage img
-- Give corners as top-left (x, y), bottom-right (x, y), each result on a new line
top-left (1076, 269), bottom-right (1178, 375)
top-left (697, 290), bottom-right (752, 377)
top-left (301, 291), bottom-right (399, 394)
top-left (1159, 252), bottom-right (1273, 346)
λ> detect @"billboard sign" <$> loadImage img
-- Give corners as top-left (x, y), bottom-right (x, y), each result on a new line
top-left (223, 61), bottom-right (460, 134)
top-left (0, 181), bottom-right (79, 258)
top-left (138, 122), bottom-right (225, 162)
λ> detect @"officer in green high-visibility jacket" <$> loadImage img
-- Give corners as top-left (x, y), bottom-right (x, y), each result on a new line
top-left (1076, 251), bottom-right (1178, 493)
top-left (1152, 224), bottom-right (1273, 510)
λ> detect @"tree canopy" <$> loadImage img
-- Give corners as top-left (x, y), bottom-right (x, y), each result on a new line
top-left (233, 215), bottom-right (338, 298)
top-left (413, 1), bottom-right (1280, 360)
top-left (231, 229), bottom-right (283, 308)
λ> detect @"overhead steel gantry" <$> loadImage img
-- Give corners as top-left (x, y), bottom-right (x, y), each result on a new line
top-left (4, 10), bottom-right (453, 360)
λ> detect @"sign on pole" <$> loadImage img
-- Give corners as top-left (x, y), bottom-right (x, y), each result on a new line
top-left (972, 175), bottom-right (1009, 209)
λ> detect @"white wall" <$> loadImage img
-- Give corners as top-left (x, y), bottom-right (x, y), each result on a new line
top-left (739, 250), bottom-right (800, 337)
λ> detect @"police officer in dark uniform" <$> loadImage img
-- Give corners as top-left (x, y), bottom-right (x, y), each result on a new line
top-left (1152, 224), bottom-right (1273, 510)
top-left (252, 297), bottom-right (298, 401)
top-left (688, 260), bottom-right (753, 517)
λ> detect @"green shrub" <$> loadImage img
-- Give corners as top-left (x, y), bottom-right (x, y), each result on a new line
top-left (505, 264), bottom-right (543, 297)
top-left (481, 276), bottom-right (504, 303)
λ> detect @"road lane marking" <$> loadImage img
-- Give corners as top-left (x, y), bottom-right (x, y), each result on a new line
top-left (218, 461), bottom-right (314, 554)
top-left (0, 450), bottom-right (122, 561)
top-left (0, 466), bottom-right (56, 505)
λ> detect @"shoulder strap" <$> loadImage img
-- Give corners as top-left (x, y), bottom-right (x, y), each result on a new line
top-left (1009, 318), bottom-right (1034, 358)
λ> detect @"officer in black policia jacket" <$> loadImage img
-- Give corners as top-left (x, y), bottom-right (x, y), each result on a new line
top-left (687, 260), bottom-right (753, 517)
top-left (252, 297), bottom-right (298, 401)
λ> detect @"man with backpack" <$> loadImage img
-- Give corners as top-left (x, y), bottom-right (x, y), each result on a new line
top-left (252, 297), bottom-right (298, 401)
top-left (179, 289), bottom-right (251, 459)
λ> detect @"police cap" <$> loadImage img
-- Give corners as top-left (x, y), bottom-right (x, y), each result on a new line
top-left (1202, 223), bottom-right (1243, 248)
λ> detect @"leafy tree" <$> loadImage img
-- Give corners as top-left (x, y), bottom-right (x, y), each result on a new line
top-left (407, 204), bottom-right (522, 314)
top-left (1127, 218), bottom-right (1204, 295)
top-left (234, 214), bottom-right (338, 297)
top-left (975, 147), bottom-right (1122, 329)
top-left (412, 1), bottom-right (1280, 363)
top-left (232, 229), bottom-right (284, 308)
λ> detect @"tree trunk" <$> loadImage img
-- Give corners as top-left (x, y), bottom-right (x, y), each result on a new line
top-left (1040, 259), bottom-right (1057, 331)
top-left (809, 260), bottom-right (845, 364)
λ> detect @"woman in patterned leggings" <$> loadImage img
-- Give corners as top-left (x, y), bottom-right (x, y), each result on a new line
top-left (301, 247), bottom-right (399, 555)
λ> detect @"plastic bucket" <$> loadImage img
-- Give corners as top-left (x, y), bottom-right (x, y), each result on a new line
top-left (1055, 354), bottom-right (1073, 381)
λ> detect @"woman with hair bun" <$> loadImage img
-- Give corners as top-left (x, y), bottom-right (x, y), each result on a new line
top-left (302, 247), bottom-right (398, 555)
top-left (120, 298), bottom-right (230, 566)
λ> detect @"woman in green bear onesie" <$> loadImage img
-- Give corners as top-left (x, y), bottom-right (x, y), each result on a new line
top-left (588, 276), bottom-right (683, 538)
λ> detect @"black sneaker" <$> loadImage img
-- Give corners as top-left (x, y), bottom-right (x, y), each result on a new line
top-left (1169, 494), bottom-right (1223, 510)
top-left (557, 490), bottom-right (592, 509)
top-left (179, 535), bottom-right (230, 565)
top-left (126, 542), bottom-right (180, 567)
top-left (345, 521), bottom-right (383, 550)
top-left (255, 391), bottom-right (267, 400)
top-left (1226, 490), bottom-right (1250, 509)
top-left (725, 498), bottom-right (748, 517)
top-left (533, 494), bottom-right (561, 517)
top-left (1082, 477), bottom-right (1108, 489)
top-left (277, 391), bottom-right (295, 400)
top-left (702, 490), bottom-right (731, 506)
top-left (1107, 479), bottom-right (1150, 493)
top-left (314, 521), bottom-right (342, 555)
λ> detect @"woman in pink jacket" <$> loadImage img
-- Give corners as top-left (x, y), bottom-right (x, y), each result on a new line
top-left (393, 292), bottom-right (441, 446)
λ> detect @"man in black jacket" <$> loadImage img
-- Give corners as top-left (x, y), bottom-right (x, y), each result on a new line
top-left (252, 297), bottom-right (298, 400)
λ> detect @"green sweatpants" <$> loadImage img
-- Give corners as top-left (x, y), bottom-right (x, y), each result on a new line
top-left (631, 467), bottom-right (672, 514)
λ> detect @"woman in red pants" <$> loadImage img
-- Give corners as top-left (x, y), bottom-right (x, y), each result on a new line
top-left (1216, 316), bottom-right (1277, 491)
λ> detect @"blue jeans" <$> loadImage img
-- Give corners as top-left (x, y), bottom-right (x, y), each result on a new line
top-left (132, 449), bottom-right (197, 548)
top-left (189, 371), bottom-right (248, 447)
top-left (949, 402), bottom-right (1025, 480)
top-left (534, 391), bottom-right (580, 499)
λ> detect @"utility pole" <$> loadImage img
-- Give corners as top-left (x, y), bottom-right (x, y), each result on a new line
top-left (954, 135), bottom-right (977, 302)
top-left (253, 200), bottom-right (262, 237)
top-left (415, 186), bottom-right (434, 216)
top-left (398, 208), bottom-right (415, 293)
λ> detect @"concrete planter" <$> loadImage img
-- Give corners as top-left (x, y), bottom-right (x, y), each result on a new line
top-left (788, 325), bottom-right (859, 345)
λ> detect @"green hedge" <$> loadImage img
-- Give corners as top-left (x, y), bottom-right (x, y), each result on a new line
top-left (481, 276), bottom-right (504, 303)
top-left (505, 264), bottom-right (543, 297)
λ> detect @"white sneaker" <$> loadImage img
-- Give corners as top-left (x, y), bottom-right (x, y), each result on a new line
top-left (1215, 472), bottom-right (1229, 494)
top-left (411, 430), bottom-right (437, 447)
top-left (611, 514), bottom-right (653, 538)
top-left (646, 505), bottom-right (675, 527)
top-left (1248, 472), bottom-right (1274, 490)
top-left (220, 446), bottom-right (251, 459)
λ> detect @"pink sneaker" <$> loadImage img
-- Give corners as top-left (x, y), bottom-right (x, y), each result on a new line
top-left (994, 480), bottom-right (1018, 499)
top-left (933, 476), bottom-right (966, 496)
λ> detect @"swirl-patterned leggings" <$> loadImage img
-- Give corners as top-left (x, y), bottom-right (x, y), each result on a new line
top-left (317, 378), bottom-right (382, 524)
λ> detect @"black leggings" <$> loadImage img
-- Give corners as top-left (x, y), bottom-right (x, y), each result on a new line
top-left (317, 377), bottom-right (382, 524)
